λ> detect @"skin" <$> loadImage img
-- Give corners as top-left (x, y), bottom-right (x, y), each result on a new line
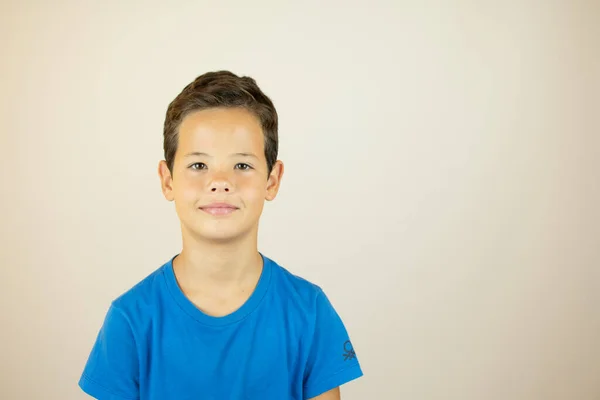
top-left (312, 387), bottom-right (341, 400)
top-left (157, 107), bottom-right (340, 399)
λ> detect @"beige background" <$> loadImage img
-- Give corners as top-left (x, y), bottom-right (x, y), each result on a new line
top-left (1, 1), bottom-right (599, 399)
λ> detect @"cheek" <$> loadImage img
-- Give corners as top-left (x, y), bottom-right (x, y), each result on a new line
top-left (239, 179), bottom-right (266, 204)
top-left (175, 177), bottom-right (203, 203)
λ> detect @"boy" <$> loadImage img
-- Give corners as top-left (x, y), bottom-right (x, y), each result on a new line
top-left (78, 71), bottom-right (363, 399)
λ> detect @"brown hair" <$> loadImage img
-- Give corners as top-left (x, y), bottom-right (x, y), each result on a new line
top-left (163, 71), bottom-right (278, 175)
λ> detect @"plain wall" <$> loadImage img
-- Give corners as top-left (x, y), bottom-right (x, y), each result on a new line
top-left (0, 1), bottom-right (598, 399)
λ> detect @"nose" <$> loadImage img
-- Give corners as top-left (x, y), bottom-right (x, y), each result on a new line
top-left (209, 175), bottom-right (232, 193)
top-left (211, 183), bottom-right (230, 192)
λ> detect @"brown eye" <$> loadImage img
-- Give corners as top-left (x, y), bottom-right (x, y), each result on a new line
top-left (235, 163), bottom-right (253, 171)
top-left (189, 163), bottom-right (207, 170)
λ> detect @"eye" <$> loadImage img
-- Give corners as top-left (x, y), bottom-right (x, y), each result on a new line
top-left (235, 163), bottom-right (253, 171)
top-left (189, 162), bottom-right (207, 170)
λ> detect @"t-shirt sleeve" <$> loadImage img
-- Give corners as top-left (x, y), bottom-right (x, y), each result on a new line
top-left (303, 289), bottom-right (363, 399)
top-left (78, 303), bottom-right (140, 400)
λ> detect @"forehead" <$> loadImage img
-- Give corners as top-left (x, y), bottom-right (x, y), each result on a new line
top-left (177, 107), bottom-right (264, 154)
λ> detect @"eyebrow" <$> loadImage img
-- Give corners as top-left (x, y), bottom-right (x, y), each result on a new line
top-left (184, 152), bottom-right (258, 159)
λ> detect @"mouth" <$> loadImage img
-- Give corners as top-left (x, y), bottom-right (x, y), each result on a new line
top-left (199, 203), bottom-right (239, 216)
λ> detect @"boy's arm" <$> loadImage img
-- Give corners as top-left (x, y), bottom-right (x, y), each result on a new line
top-left (302, 289), bottom-right (362, 399)
top-left (78, 303), bottom-right (140, 400)
top-left (308, 386), bottom-right (341, 400)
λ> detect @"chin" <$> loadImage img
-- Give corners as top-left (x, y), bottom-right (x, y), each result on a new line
top-left (182, 216), bottom-right (257, 243)
top-left (193, 223), bottom-right (251, 243)
top-left (199, 231), bottom-right (243, 242)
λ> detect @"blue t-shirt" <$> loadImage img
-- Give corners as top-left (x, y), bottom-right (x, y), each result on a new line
top-left (79, 254), bottom-right (363, 399)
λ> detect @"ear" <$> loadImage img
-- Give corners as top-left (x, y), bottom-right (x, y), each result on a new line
top-left (265, 160), bottom-right (284, 201)
top-left (158, 160), bottom-right (175, 202)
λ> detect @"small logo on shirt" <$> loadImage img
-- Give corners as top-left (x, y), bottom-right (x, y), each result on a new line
top-left (343, 340), bottom-right (356, 361)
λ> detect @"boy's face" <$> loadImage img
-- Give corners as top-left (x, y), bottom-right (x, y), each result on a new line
top-left (158, 107), bottom-right (283, 243)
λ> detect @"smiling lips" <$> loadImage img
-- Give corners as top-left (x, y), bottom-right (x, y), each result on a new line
top-left (199, 203), bottom-right (239, 216)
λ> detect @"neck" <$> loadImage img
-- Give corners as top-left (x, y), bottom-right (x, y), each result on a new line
top-left (173, 225), bottom-right (263, 293)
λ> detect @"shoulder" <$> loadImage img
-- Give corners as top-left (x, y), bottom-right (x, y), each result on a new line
top-left (268, 255), bottom-right (325, 302)
top-left (109, 257), bottom-right (172, 318)
top-left (265, 255), bottom-right (338, 321)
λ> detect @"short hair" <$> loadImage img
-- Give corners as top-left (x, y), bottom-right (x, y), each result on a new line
top-left (163, 71), bottom-right (278, 175)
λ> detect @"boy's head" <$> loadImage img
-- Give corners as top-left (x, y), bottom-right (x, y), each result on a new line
top-left (162, 71), bottom-right (279, 176)
top-left (158, 71), bottom-right (284, 243)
